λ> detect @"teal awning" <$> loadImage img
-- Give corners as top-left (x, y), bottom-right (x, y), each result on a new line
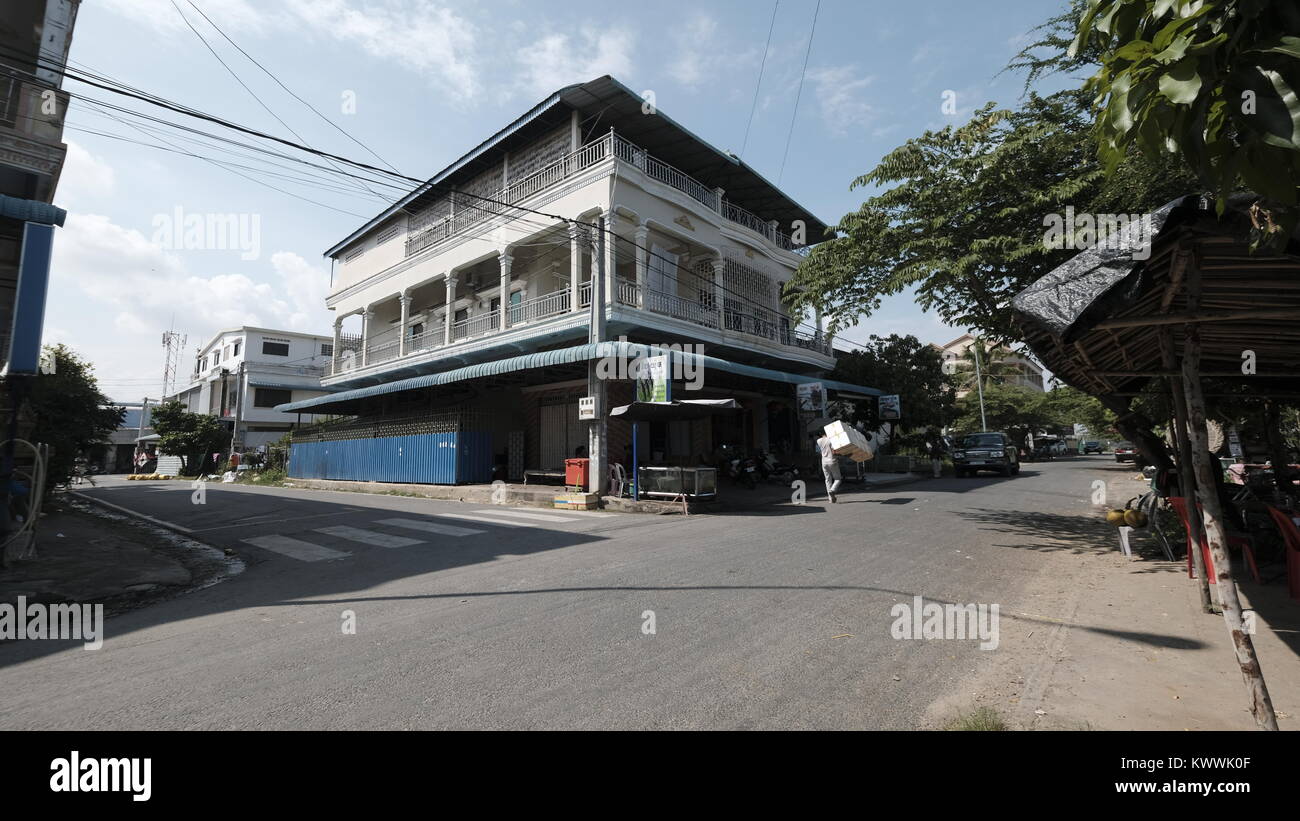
top-left (274, 341), bottom-right (881, 413)
top-left (0, 194), bottom-right (66, 226)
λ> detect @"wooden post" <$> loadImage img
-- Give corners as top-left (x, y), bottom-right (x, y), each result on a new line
top-left (1180, 277), bottom-right (1278, 730)
top-left (1160, 329), bottom-right (1213, 612)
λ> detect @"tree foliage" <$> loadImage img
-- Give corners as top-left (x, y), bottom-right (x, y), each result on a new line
top-left (150, 400), bottom-right (228, 475)
top-left (827, 334), bottom-right (956, 441)
top-left (1072, 0), bottom-right (1300, 243)
top-left (786, 86), bottom-right (1198, 344)
top-left (26, 345), bottom-right (124, 491)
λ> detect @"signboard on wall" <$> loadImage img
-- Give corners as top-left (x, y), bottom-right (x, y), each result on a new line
top-left (636, 355), bottom-right (671, 403)
top-left (878, 394), bottom-right (901, 421)
top-left (796, 382), bottom-right (826, 415)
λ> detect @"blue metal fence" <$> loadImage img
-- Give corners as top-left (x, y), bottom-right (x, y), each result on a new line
top-left (288, 431), bottom-right (492, 484)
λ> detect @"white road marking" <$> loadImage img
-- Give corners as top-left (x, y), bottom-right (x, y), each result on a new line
top-left (478, 509), bottom-right (580, 523)
top-left (375, 518), bottom-right (485, 537)
top-left (433, 512), bottom-right (532, 527)
top-left (313, 525), bottom-right (424, 548)
top-left (241, 535), bottom-right (349, 562)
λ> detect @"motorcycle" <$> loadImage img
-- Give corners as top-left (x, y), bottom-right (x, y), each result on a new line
top-left (757, 450), bottom-right (799, 484)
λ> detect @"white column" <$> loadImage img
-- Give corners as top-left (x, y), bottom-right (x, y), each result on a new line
top-left (603, 209), bottom-right (617, 306)
top-left (714, 187), bottom-right (725, 215)
top-left (711, 256), bottom-right (725, 328)
top-left (569, 223), bottom-right (584, 312)
top-left (360, 307), bottom-right (374, 367)
top-left (398, 290), bottom-right (412, 357)
top-left (444, 274), bottom-right (457, 345)
top-left (498, 250), bottom-right (512, 330)
top-left (331, 317), bottom-right (342, 375)
top-left (634, 223), bottom-right (649, 308)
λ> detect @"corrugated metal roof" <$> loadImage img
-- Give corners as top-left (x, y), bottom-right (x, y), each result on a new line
top-left (323, 75), bottom-right (829, 258)
top-left (275, 342), bottom-right (879, 413)
top-left (0, 194), bottom-right (66, 226)
top-left (246, 380), bottom-right (339, 392)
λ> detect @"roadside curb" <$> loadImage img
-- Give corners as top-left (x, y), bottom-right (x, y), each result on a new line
top-left (69, 489), bottom-right (197, 536)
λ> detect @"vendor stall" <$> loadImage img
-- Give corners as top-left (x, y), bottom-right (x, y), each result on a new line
top-left (609, 399), bottom-right (741, 501)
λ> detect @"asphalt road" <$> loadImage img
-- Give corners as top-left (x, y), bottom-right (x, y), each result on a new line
top-left (0, 457), bottom-right (1129, 729)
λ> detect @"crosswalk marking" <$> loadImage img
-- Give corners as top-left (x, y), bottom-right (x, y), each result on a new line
top-left (376, 518), bottom-right (486, 537)
top-left (479, 509), bottom-right (580, 523)
top-left (314, 525), bottom-right (424, 548)
top-left (242, 535), bottom-right (349, 562)
top-left (433, 512), bottom-right (532, 527)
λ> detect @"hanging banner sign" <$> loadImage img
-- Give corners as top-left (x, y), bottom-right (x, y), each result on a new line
top-left (878, 394), bottom-right (901, 421)
top-left (796, 382), bottom-right (826, 415)
top-left (636, 355), bottom-right (671, 403)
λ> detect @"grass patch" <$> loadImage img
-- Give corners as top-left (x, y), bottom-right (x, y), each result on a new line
top-left (944, 707), bottom-right (1007, 731)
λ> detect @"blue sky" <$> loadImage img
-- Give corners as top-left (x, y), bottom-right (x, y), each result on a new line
top-left (48, 0), bottom-right (1075, 402)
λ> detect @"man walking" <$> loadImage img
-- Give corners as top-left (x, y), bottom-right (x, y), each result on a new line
top-left (811, 431), bottom-right (841, 503)
top-left (925, 429), bottom-right (946, 479)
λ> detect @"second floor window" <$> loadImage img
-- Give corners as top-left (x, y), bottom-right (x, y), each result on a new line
top-left (262, 340), bottom-right (290, 356)
top-left (254, 388), bottom-right (293, 408)
top-left (320, 343), bottom-right (334, 357)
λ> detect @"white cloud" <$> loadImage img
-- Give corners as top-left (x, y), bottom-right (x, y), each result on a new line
top-left (46, 213), bottom-right (333, 390)
top-left (286, 0), bottom-right (479, 100)
top-left (57, 141), bottom-right (116, 207)
top-left (668, 14), bottom-right (720, 88)
top-left (809, 66), bottom-right (875, 137)
top-left (99, 0), bottom-right (272, 35)
top-left (516, 27), bottom-right (635, 98)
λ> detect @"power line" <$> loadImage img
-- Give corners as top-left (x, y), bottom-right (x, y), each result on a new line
top-left (168, 0), bottom-right (382, 199)
top-left (777, 0), bottom-right (821, 184)
top-left (740, 0), bottom-right (779, 159)
top-left (13, 47), bottom-right (844, 348)
top-left (186, 0), bottom-right (400, 175)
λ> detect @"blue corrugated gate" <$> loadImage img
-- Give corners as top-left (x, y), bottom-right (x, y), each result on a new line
top-left (288, 432), bottom-right (492, 484)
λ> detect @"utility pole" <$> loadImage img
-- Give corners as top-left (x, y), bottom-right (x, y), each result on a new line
top-left (972, 336), bottom-right (988, 431)
top-left (587, 217), bottom-right (607, 496)
top-left (228, 361), bottom-right (245, 463)
top-left (135, 396), bottom-right (153, 474)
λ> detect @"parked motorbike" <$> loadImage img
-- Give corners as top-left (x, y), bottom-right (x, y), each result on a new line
top-left (757, 450), bottom-right (799, 484)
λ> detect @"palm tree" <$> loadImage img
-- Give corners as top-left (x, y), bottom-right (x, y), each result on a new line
top-left (950, 337), bottom-right (1023, 393)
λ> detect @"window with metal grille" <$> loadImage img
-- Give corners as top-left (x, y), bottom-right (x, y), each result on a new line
top-left (320, 343), bottom-right (333, 357)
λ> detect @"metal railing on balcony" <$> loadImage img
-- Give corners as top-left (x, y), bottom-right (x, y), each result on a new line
top-left (451, 311), bottom-right (500, 342)
top-left (512, 287), bottom-right (571, 325)
top-left (401, 131), bottom-right (797, 260)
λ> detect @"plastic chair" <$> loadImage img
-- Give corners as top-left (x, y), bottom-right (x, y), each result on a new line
top-left (1263, 506), bottom-right (1300, 600)
top-left (609, 462), bottom-right (627, 498)
top-left (1168, 497), bottom-right (1260, 585)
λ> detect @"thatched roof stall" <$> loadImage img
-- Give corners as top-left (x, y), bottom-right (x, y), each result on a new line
top-left (1013, 194), bottom-right (1300, 405)
top-left (1010, 193), bottom-right (1297, 731)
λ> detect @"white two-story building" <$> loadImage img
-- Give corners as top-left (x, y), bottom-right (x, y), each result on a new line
top-left (277, 76), bottom-right (880, 489)
top-left (168, 326), bottom-right (337, 450)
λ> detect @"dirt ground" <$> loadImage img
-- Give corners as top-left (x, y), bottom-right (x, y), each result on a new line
top-left (926, 472), bottom-right (1300, 731)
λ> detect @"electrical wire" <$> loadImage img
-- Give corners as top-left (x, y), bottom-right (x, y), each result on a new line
top-left (777, 0), bottom-right (820, 184)
top-left (740, 0), bottom-right (779, 159)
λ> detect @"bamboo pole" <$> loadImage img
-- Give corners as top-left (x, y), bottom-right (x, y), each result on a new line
top-left (1180, 301), bottom-right (1279, 730)
top-left (1161, 330), bottom-right (1213, 612)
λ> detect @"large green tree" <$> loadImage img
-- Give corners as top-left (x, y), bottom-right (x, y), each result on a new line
top-left (786, 7), bottom-right (1199, 343)
top-left (150, 400), bottom-right (228, 475)
top-left (26, 344), bottom-right (124, 491)
top-left (828, 334), bottom-right (955, 448)
top-left (1072, 0), bottom-right (1300, 245)
top-left (952, 382), bottom-right (1058, 449)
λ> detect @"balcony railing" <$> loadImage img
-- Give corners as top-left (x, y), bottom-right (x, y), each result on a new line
top-left (452, 311), bottom-right (500, 342)
top-left (331, 279), bottom-right (830, 377)
top-left (401, 131), bottom-right (798, 259)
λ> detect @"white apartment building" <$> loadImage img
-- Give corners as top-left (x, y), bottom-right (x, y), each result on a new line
top-left (168, 326), bottom-right (336, 449)
top-left (277, 76), bottom-right (880, 489)
top-left (934, 333), bottom-right (1047, 397)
